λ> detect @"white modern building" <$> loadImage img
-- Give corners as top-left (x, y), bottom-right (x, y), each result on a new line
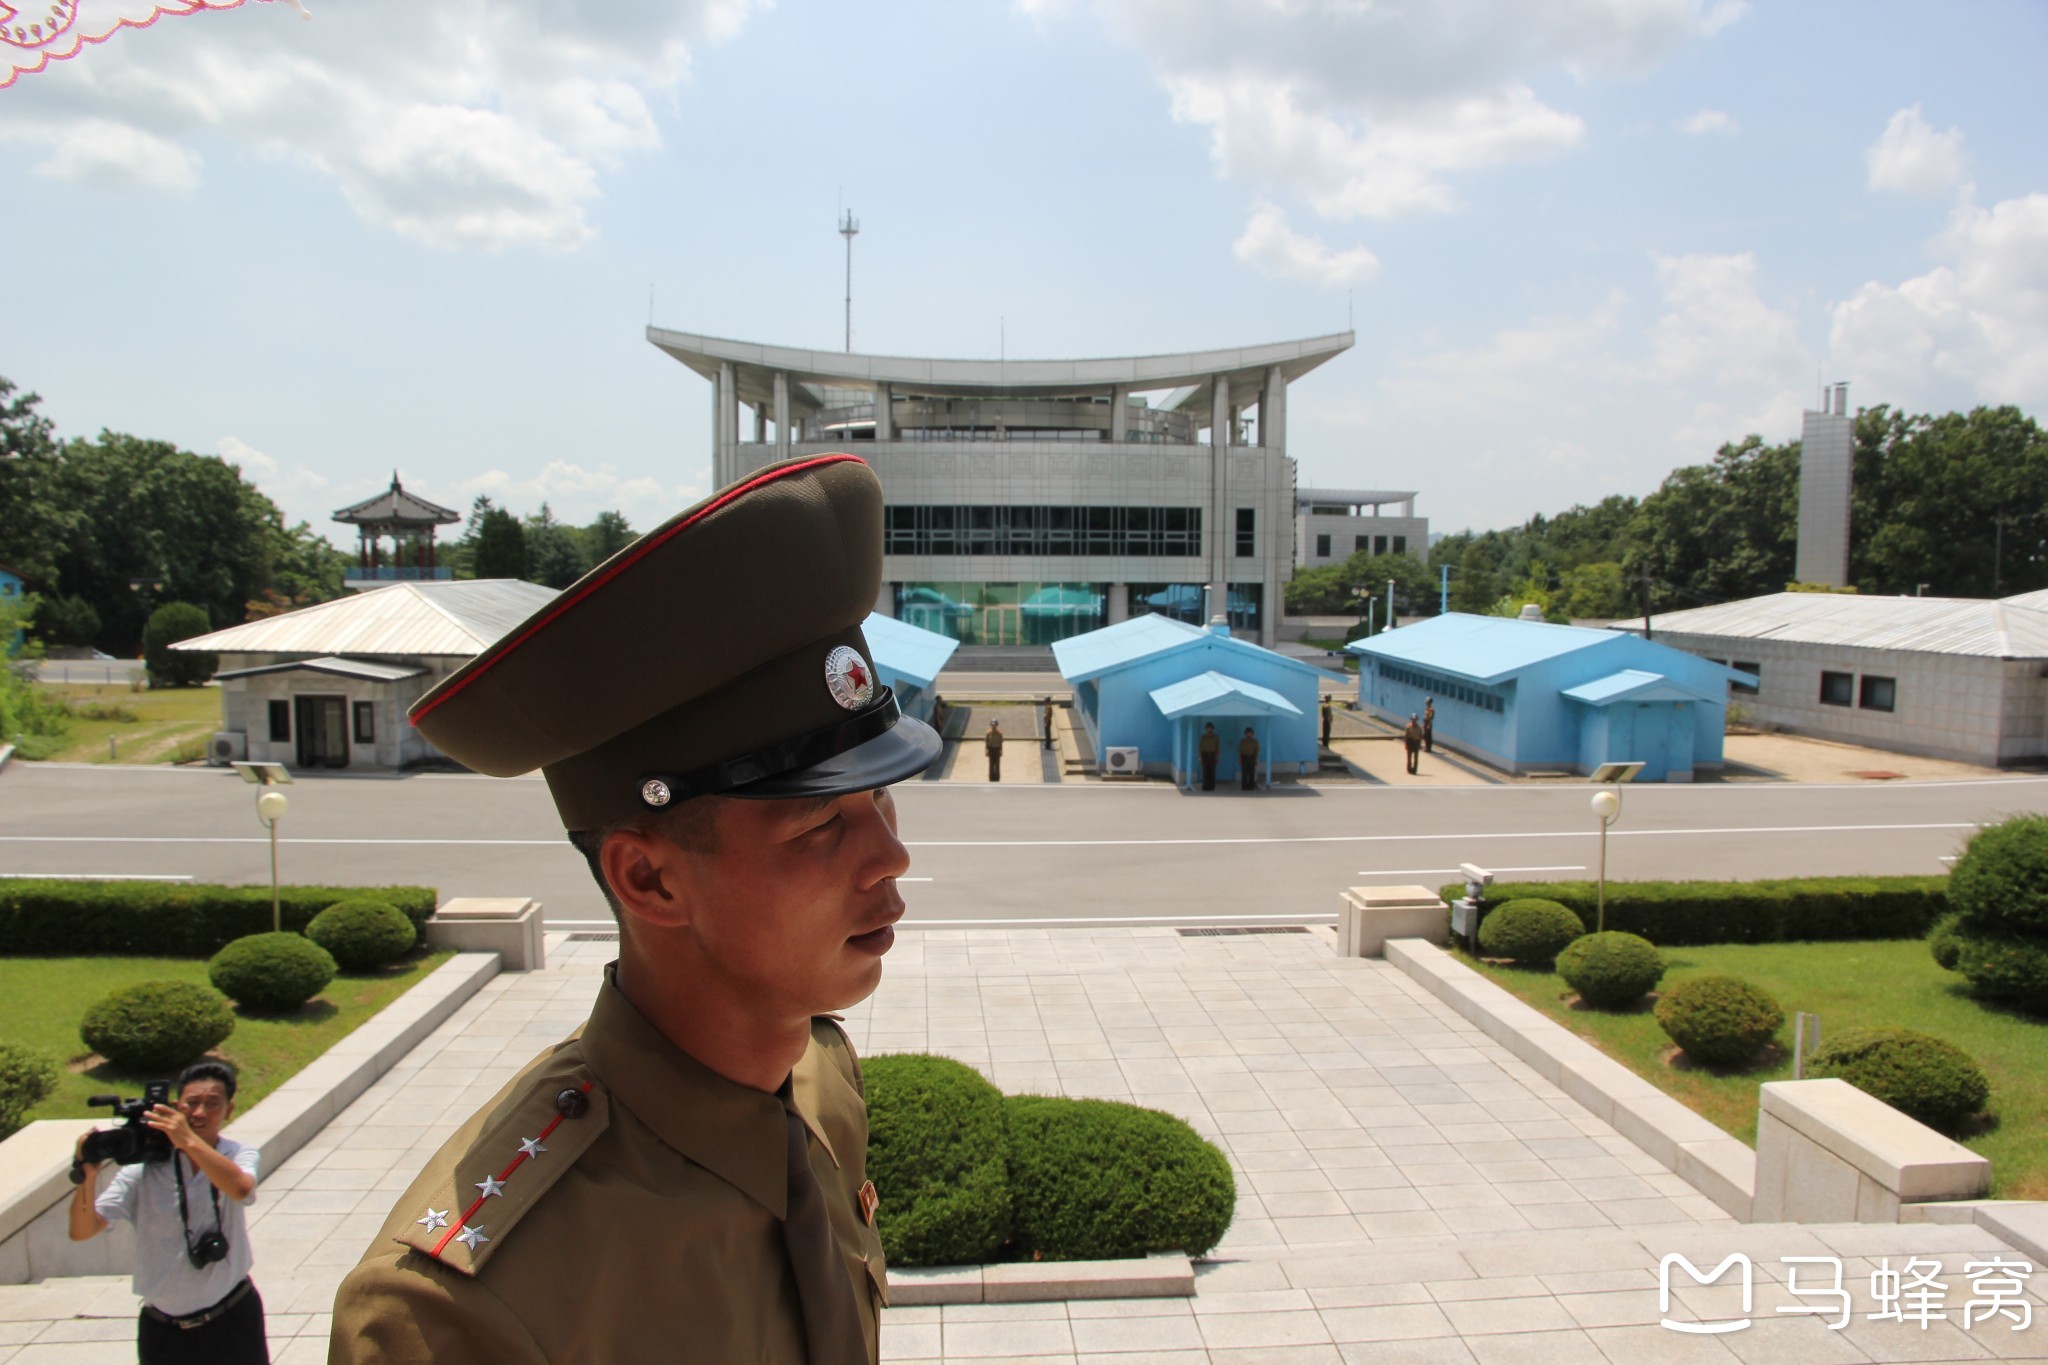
top-left (1622, 590), bottom-right (2048, 767)
top-left (647, 328), bottom-right (1355, 649)
top-left (1295, 488), bottom-right (1427, 569)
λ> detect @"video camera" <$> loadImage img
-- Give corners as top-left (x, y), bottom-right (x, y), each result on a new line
top-left (69, 1082), bottom-right (173, 1179)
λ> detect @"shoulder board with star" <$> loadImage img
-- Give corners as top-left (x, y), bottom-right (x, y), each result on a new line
top-left (396, 1063), bottom-right (610, 1277)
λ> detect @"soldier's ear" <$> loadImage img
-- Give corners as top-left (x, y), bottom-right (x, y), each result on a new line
top-left (601, 828), bottom-right (695, 930)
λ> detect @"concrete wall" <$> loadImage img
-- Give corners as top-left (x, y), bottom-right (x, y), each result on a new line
top-left (1092, 636), bottom-right (1323, 777)
top-left (1295, 512), bottom-right (1429, 568)
top-left (1650, 631), bottom-right (2040, 766)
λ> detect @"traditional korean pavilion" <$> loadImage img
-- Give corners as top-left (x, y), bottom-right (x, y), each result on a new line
top-left (333, 473), bottom-right (461, 589)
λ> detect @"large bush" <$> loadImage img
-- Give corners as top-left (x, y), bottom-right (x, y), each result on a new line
top-left (864, 1055), bottom-right (1011, 1266)
top-left (1477, 898), bottom-right (1585, 964)
top-left (1441, 876), bottom-right (1948, 946)
top-left (1949, 817), bottom-right (2048, 937)
top-left (1808, 1027), bottom-right (1990, 1135)
top-left (0, 880), bottom-right (435, 956)
top-left (1005, 1095), bottom-right (1234, 1261)
top-left (1952, 932), bottom-right (2048, 1009)
top-left (209, 933), bottom-right (336, 1013)
top-left (1654, 976), bottom-right (1783, 1067)
top-left (0, 1043), bottom-right (59, 1139)
top-left (1556, 931), bottom-right (1665, 1010)
top-left (142, 602), bottom-right (214, 688)
top-left (80, 981), bottom-right (234, 1073)
top-left (307, 898), bottom-right (417, 972)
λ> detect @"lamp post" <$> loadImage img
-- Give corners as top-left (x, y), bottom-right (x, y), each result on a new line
top-left (1590, 788), bottom-right (1621, 931)
top-left (257, 790), bottom-right (287, 931)
top-left (1385, 578), bottom-right (1397, 631)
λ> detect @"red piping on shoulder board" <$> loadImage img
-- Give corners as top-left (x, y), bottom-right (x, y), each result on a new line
top-left (431, 1079), bottom-right (596, 1260)
top-left (412, 454), bottom-right (865, 727)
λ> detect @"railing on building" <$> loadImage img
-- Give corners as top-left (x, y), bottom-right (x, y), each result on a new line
top-left (343, 566), bottom-right (454, 582)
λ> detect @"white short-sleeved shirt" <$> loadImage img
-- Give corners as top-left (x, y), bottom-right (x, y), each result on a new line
top-left (96, 1138), bottom-right (259, 1316)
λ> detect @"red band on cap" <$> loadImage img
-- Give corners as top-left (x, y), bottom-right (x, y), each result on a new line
top-left (411, 453), bottom-right (866, 728)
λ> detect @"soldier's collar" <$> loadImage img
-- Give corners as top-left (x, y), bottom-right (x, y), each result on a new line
top-left (581, 967), bottom-right (821, 1217)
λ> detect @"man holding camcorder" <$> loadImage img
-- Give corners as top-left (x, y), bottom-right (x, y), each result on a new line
top-left (69, 1060), bottom-right (267, 1364)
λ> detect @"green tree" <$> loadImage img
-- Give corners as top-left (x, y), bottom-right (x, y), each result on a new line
top-left (472, 509), bottom-right (528, 580)
top-left (34, 593), bottom-right (100, 647)
top-left (523, 504), bottom-right (588, 589)
top-left (1849, 405), bottom-right (2048, 597)
top-left (1452, 538), bottom-right (1503, 613)
top-left (143, 601), bottom-right (214, 688)
top-left (585, 510), bottom-right (636, 564)
top-left (0, 377), bottom-right (73, 590)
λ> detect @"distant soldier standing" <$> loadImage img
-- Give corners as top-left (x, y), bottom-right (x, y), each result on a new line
top-left (1422, 698), bottom-right (1436, 754)
top-left (985, 719), bottom-right (1005, 782)
top-left (1238, 727), bottom-right (1260, 791)
top-left (1040, 698), bottom-right (1054, 751)
top-left (1404, 713), bottom-right (1423, 774)
top-left (1198, 722), bottom-right (1220, 791)
top-left (1320, 697), bottom-right (1332, 748)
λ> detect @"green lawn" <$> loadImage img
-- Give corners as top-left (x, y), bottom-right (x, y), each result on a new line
top-left (3, 951), bottom-right (453, 1125)
top-left (1464, 939), bottom-right (2048, 1199)
top-left (29, 683), bottom-right (220, 764)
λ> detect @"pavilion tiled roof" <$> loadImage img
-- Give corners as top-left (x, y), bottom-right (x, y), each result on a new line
top-left (333, 473), bottom-right (461, 526)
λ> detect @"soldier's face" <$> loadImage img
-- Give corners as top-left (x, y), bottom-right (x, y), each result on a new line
top-left (682, 786), bottom-right (910, 1015)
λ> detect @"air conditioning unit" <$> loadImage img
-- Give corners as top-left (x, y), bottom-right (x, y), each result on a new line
top-left (209, 731), bottom-right (247, 765)
top-left (1103, 746), bottom-right (1141, 776)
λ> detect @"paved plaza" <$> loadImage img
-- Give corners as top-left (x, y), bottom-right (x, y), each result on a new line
top-left (2, 929), bottom-right (2043, 1362)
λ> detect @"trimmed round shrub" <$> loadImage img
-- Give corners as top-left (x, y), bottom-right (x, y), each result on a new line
top-left (1477, 898), bottom-right (1585, 964)
top-left (1949, 816), bottom-right (2048, 937)
top-left (307, 898), bottom-right (417, 972)
top-left (1808, 1027), bottom-right (1990, 1134)
top-left (1953, 931), bottom-right (2048, 1010)
top-left (208, 933), bottom-right (336, 1013)
top-left (141, 601), bottom-right (214, 689)
top-left (0, 1043), bottom-right (59, 1140)
top-left (864, 1054), bottom-right (1011, 1267)
top-left (80, 981), bottom-right (234, 1073)
top-left (1556, 931), bottom-right (1666, 1010)
top-left (1928, 913), bottom-right (1964, 972)
top-left (1005, 1095), bottom-right (1234, 1261)
top-left (1654, 976), bottom-right (1784, 1067)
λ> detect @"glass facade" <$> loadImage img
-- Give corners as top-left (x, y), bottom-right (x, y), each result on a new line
top-left (1124, 583), bottom-right (1262, 635)
top-left (895, 581), bottom-right (1107, 645)
top-left (884, 505), bottom-right (1201, 557)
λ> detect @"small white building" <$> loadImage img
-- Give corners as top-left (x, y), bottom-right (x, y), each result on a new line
top-left (1294, 488), bottom-right (1428, 569)
top-left (1620, 591), bottom-right (2048, 768)
top-left (175, 580), bottom-right (559, 771)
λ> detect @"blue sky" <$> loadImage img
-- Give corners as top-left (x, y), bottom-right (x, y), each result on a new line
top-left (3, 0), bottom-right (2044, 544)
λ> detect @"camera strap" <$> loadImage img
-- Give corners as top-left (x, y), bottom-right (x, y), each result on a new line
top-left (172, 1151), bottom-right (223, 1254)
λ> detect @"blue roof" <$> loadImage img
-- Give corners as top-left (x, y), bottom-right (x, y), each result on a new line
top-left (862, 612), bottom-right (960, 691)
top-left (1149, 670), bottom-right (1305, 720)
top-left (1051, 613), bottom-right (1207, 680)
top-left (1054, 613), bottom-right (1332, 685)
top-left (1560, 669), bottom-right (1721, 707)
top-left (1346, 612), bottom-right (1625, 683)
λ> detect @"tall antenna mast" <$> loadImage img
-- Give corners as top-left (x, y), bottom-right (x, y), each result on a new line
top-left (839, 208), bottom-right (860, 352)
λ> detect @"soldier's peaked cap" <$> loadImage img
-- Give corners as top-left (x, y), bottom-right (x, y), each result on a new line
top-left (409, 454), bottom-right (940, 830)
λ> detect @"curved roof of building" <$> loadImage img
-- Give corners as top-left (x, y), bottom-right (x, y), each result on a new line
top-left (174, 580), bottom-right (560, 658)
top-left (1619, 591), bottom-right (2048, 659)
top-left (646, 327), bottom-right (1354, 412)
top-left (334, 474), bottom-right (461, 526)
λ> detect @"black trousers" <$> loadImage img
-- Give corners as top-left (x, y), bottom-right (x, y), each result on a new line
top-left (1424, 725), bottom-right (1434, 753)
top-left (139, 1281), bottom-right (268, 1364)
top-left (987, 756), bottom-right (1001, 781)
top-left (1200, 758), bottom-right (1216, 791)
top-left (1405, 746), bottom-right (1420, 774)
top-left (1240, 764), bottom-right (1256, 790)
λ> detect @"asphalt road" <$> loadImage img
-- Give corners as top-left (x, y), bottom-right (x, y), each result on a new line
top-left (1, 762), bottom-right (2038, 929)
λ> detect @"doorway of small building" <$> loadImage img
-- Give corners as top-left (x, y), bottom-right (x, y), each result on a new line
top-left (294, 695), bottom-right (350, 769)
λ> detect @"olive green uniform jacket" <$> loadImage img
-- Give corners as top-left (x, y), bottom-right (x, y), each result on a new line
top-left (328, 969), bottom-right (886, 1364)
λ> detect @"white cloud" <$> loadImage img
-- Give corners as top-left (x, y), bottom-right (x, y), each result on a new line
top-left (1864, 105), bottom-right (1967, 196)
top-left (1829, 193), bottom-right (2048, 408)
top-left (1645, 251), bottom-right (1806, 388)
top-left (1042, 1), bottom-right (1741, 226)
top-left (1, 0), bottom-right (760, 250)
top-left (1677, 108), bottom-right (1737, 137)
top-left (1231, 204), bottom-right (1379, 286)
top-left (29, 118), bottom-right (200, 190)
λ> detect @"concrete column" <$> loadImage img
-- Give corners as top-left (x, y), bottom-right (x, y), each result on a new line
top-left (1262, 367), bottom-right (1286, 454)
top-left (1108, 583), bottom-right (1129, 624)
top-left (753, 403), bottom-right (767, 444)
top-left (1262, 365), bottom-right (1288, 648)
top-left (874, 382), bottom-right (893, 442)
top-left (1110, 385), bottom-right (1129, 442)
top-left (717, 362), bottom-right (738, 483)
top-left (1209, 375), bottom-right (1232, 624)
top-left (773, 371), bottom-right (791, 457)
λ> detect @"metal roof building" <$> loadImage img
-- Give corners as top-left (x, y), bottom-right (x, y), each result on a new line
top-left (1615, 591), bottom-right (2048, 766)
top-left (1348, 613), bottom-right (1737, 781)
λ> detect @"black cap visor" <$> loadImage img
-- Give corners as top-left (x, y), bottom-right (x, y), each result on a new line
top-left (728, 711), bottom-right (941, 799)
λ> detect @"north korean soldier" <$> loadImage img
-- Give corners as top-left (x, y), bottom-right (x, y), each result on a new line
top-left (329, 454), bottom-right (940, 1365)
top-left (984, 719), bottom-right (1004, 782)
top-left (1237, 726), bottom-right (1260, 791)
